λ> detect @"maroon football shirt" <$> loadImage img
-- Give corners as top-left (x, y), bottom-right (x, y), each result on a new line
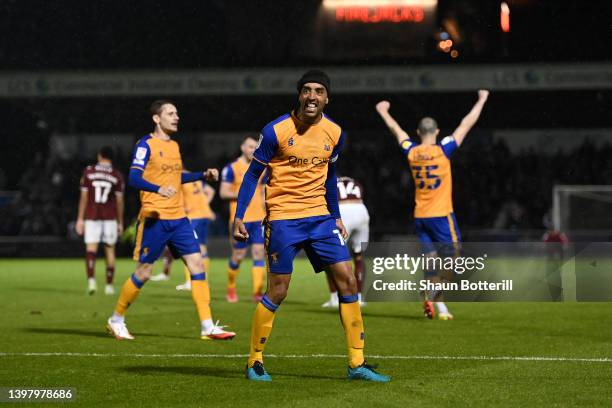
top-left (80, 164), bottom-right (124, 220)
top-left (337, 176), bottom-right (365, 202)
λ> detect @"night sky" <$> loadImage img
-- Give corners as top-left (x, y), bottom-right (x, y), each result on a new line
top-left (1, 0), bottom-right (610, 69)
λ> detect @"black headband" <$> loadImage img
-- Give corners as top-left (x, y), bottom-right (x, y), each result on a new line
top-left (296, 69), bottom-right (331, 94)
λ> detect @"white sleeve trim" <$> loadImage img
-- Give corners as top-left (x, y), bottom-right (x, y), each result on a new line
top-left (441, 136), bottom-right (455, 145)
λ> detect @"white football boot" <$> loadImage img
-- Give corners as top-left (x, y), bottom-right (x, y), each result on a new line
top-left (106, 318), bottom-right (135, 340)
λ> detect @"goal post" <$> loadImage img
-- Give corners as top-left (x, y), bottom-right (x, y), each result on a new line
top-left (552, 185), bottom-right (612, 233)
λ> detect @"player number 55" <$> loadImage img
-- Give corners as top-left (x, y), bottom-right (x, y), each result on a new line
top-left (411, 165), bottom-right (441, 190)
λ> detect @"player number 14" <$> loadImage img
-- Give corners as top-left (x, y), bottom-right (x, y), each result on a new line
top-left (337, 181), bottom-right (361, 200)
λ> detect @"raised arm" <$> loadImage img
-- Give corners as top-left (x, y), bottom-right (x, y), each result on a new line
top-left (451, 90), bottom-right (489, 146)
top-left (375, 100), bottom-right (411, 144)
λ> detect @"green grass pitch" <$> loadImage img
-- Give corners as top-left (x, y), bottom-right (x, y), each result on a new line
top-left (1, 258), bottom-right (611, 407)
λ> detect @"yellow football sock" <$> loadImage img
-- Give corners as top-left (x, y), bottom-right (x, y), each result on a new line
top-left (191, 279), bottom-right (212, 321)
top-left (115, 275), bottom-right (142, 316)
top-left (251, 266), bottom-right (265, 295)
top-left (340, 301), bottom-right (365, 368)
top-left (227, 263), bottom-right (240, 289)
top-left (248, 299), bottom-right (277, 367)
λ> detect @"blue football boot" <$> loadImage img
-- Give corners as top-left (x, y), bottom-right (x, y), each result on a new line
top-left (347, 362), bottom-right (390, 382)
top-left (246, 361), bottom-right (272, 382)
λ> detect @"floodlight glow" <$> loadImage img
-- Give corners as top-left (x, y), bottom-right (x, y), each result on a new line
top-left (501, 2), bottom-right (510, 14)
top-left (501, 2), bottom-right (510, 33)
top-left (323, 0), bottom-right (437, 8)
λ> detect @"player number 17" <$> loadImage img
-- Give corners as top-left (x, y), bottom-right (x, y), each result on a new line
top-left (92, 180), bottom-right (112, 203)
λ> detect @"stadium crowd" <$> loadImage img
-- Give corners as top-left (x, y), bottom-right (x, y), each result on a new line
top-left (0, 137), bottom-right (610, 238)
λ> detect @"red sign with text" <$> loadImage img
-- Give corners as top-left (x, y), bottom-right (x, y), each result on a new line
top-left (335, 6), bottom-right (425, 23)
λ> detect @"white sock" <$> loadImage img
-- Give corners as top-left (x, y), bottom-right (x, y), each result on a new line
top-left (358, 292), bottom-right (362, 302)
top-left (88, 277), bottom-right (96, 285)
top-left (436, 302), bottom-right (449, 314)
top-left (110, 313), bottom-right (124, 324)
top-left (201, 319), bottom-right (214, 333)
top-left (331, 292), bottom-right (339, 303)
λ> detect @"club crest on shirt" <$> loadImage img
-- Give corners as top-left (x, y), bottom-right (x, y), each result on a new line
top-left (133, 147), bottom-right (147, 165)
top-left (270, 252), bottom-right (279, 264)
top-left (135, 147), bottom-right (147, 160)
top-left (159, 151), bottom-right (164, 157)
top-left (324, 144), bottom-right (331, 151)
top-left (288, 137), bottom-right (295, 147)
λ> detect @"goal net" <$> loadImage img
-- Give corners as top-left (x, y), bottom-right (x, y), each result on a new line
top-left (553, 185), bottom-right (612, 233)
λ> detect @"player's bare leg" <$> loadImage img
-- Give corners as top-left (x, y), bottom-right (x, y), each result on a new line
top-left (107, 262), bottom-right (153, 340)
top-left (200, 243), bottom-right (210, 277)
top-left (328, 260), bottom-right (389, 382)
top-left (434, 265), bottom-right (455, 320)
top-left (85, 243), bottom-right (98, 295)
top-left (103, 244), bottom-right (116, 295)
top-left (324, 252), bottom-right (365, 308)
top-left (183, 252), bottom-right (235, 340)
top-left (322, 271), bottom-right (339, 308)
top-left (150, 247), bottom-right (172, 282)
top-left (421, 251), bottom-right (438, 319)
top-left (176, 244), bottom-right (206, 291)
top-left (250, 244), bottom-right (265, 302)
top-left (246, 272), bottom-right (291, 380)
top-left (353, 252), bottom-right (365, 306)
top-left (422, 250), bottom-right (453, 320)
top-left (227, 246), bottom-right (247, 302)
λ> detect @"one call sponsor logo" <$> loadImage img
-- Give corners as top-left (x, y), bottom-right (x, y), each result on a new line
top-left (161, 164), bottom-right (182, 173)
top-left (288, 156), bottom-right (330, 167)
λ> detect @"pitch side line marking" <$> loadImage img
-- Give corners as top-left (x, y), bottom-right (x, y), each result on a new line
top-left (0, 353), bottom-right (610, 363)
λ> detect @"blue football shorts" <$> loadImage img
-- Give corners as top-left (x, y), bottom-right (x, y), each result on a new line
top-left (133, 217), bottom-right (201, 264)
top-left (264, 215), bottom-right (351, 274)
top-left (414, 213), bottom-right (461, 256)
top-left (190, 218), bottom-right (211, 245)
top-left (233, 220), bottom-right (265, 249)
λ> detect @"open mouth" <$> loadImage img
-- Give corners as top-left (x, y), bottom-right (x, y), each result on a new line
top-left (304, 102), bottom-right (317, 114)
